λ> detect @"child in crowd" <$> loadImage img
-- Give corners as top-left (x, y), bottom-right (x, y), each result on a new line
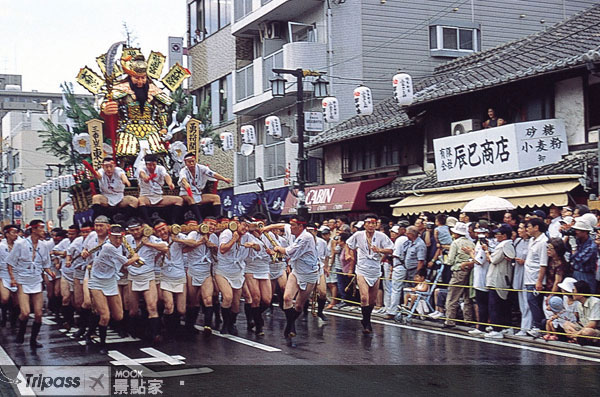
top-left (403, 268), bottom-right (429, 310)
top-left (543, 295), bottom-right (578, 341)
top-left (542, 277), bottom-right (581, 341)
top-left (429, 288), bottom-right (447, 319)
top-left (429, 214), bottom-right (453, 267)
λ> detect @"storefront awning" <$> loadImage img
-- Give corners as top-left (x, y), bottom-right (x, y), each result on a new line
top-left (283, 177), bottom-right (394, 215)
top-left (391, 180), bottom-right (580, 216)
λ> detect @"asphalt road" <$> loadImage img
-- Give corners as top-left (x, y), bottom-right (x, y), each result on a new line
top-left (1, 307), bottom-right (599, 396)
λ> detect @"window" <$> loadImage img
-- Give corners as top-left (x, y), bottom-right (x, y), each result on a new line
top-left (237, 152), bottom-right (255, 184)
top-left (188, 0), bottom-right (231, 45)
top-left (234, 0), bottom-right (252, 22)
top-left (236, 64), bottom-right (254, 101)
top-left (264, 142), bottom-right (286, 179)
top-left (288, 22), bottom-right (317, 43)
top-left (262, 49), bottom-right (283, 92)
top-left (342, 133), bottom-right (403, 174)
top-left (429, 23), bottom-right (479, 56)
top-left (12, 153), bottom-right (19, 170)
top-left (219, 76), bottom-right (228, 123)
top-left (588, 82), bottom-right (600, 130)
top-left (193, 86), bottom-right (212, 122)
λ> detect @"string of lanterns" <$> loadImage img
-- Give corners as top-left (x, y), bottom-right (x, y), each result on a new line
top-left (9, 175), bottom-right (76, 203)
top-left (211, 72), bottom-right (414, 155)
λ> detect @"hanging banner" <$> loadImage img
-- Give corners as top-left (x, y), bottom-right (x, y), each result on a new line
top-left (76, 66), bottom-right (104, 94)
top-left (263, 187), bottom-right (289, 215)
top-left (147, 51), bottom-right (166, 80)
top-left (186, 118), bottom-right (202, 159)
top-left (161, 62), bottom-right (191, 92)
top-left (433, 119), bottom-right (568, 182)
top-left (86, 119), bottom-right (105, 170)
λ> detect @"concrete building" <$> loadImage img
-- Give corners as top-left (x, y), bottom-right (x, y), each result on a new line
top-left (1, 110), bottom-right (70, 226)
top-left (187, 0), bottom-right (599, 218)
top-left (313, 4), bottom-right (600, 218)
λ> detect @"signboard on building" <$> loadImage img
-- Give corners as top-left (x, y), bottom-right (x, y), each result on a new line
top-left (433, 119), bottom-right (568, 182)
top-left (304, 112), bottom-right (324, 132)
top-left (168, 37), bottom-right (184, 68)
top-left (34, 196), bottom-right (44, 217)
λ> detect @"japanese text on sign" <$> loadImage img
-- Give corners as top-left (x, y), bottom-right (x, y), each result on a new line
top-left (86, 119), bottom-right (105, 170)
top-left (433, 119), bottom-right (568, 182)
top-left (161, 63), bottom-right (191, 92)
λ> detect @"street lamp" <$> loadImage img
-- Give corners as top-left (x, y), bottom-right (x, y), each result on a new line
top-left (269, 68), bottom-right (327, 220)
top-left (312, 76), bottom-right (329, 98)
top-left (45, 167), bottom-right (53, 178)
top-left (269, 74), bottom-right (287, 97)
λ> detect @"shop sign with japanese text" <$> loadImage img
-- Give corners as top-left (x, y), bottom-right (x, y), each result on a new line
top-left (433, 119), bottom-right (567, 182)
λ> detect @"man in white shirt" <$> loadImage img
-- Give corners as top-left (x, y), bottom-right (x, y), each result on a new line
top-left (0, 224), bottom-right (20, 328)
top-left (91, 157), bottom-right (138, 215)
top-left (178, 152), bottom-right (232, 221)
top-left (137, 154), bottom-right (183, 224)
top-left (347, 214), bottom-right (394, 334)
top-left (523, 217), bottom-right (549, 337)
top-left (6, 219), bottom-right (53, 348)
top-left (274, 216), bottom-right (319, 339)
top-left (215, 218), bottom-right (255, 335)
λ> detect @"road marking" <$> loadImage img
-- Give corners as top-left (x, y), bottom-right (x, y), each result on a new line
top-left (0, 345), bottom-right (36, 396)
top-left (327, 311), bottom-right (600, 363)
top-left (206, 326), bottom-right (282, 352)
top-left (59, 328), bottom-right (141, 345)
top-left (108, 349), bottom-right (212, 378)
top-left (28, 314), bottom-right (56, 325)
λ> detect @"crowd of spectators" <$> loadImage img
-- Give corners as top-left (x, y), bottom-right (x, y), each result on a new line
top-left (318, 205), bottom-right (600, 346)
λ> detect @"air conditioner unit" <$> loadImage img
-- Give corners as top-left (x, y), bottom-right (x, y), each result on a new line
top-left (259, 22), bottom-right (282, 41)
top-left (450, 119), bottom-right (481, 136)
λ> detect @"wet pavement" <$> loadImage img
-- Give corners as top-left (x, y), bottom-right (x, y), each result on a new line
top-left (1, 307), bottom-right (599, 395)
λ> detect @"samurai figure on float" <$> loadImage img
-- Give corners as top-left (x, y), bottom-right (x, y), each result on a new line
top-left (101, 54), bottom-right (173, 157)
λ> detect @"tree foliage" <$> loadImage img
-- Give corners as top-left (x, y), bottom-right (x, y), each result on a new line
top-left (38, 82), bottom-right (99, 169)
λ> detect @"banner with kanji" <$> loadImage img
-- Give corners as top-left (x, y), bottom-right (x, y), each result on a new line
top-left (433, 119), bottom-right (568, 182)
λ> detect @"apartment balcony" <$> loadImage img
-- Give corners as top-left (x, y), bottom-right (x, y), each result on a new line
top-left (232, 0), bottom-right (324, 37)
top-left (233, 41), bottom-right (326, 115)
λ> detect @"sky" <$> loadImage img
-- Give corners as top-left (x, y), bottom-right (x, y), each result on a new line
top-left (0, 0), bottom-right (186, 93)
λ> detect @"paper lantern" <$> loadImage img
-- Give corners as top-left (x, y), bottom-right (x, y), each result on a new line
top-left (322, 97), bottom-right (340, 123)
top-left (265, 116), bottom-right (282, 138)
top-left (220, 132), bottom-right (234, 151)
top-left (354, 86), bottom-right (373, 116)
top-left (201, 137), bottom-right (214, 156)
top-left (393, 73), bottom-right (414, 106)
top-left (240, 125), bottom-right (257, 145)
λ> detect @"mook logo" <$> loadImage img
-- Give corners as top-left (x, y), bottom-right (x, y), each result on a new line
top-left (17, 366), bottom-right (110, 396)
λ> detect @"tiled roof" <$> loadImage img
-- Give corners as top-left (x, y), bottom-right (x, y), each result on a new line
top-left (307, 97), bottom-right (413, 148)
top-left (367, 150), bottom-right (596, 200)
top-left (413, 4), bottom-right (600, 104)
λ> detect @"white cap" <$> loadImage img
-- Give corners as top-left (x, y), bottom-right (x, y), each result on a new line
top-left (390, 225), bottom-right (400, 234)
top-left (451, 222), bottom-right (468, 236)
top-left (580, 213), bottom-right (597, 229)
top-left (560, 216), bottom-right (574, 225)
top-left (318, 225), bottom-right (331, 234)
top-left (572, 219), bottom-right (592, 232)
top-left (557, 277), bottom-right (577, 292)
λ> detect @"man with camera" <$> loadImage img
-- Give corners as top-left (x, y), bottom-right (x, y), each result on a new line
top-left (569, 219), bottom-right (598, 293)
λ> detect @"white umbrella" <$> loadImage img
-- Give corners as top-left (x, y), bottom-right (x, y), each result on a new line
top-left (462, 195), bottom-right (516, 213)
